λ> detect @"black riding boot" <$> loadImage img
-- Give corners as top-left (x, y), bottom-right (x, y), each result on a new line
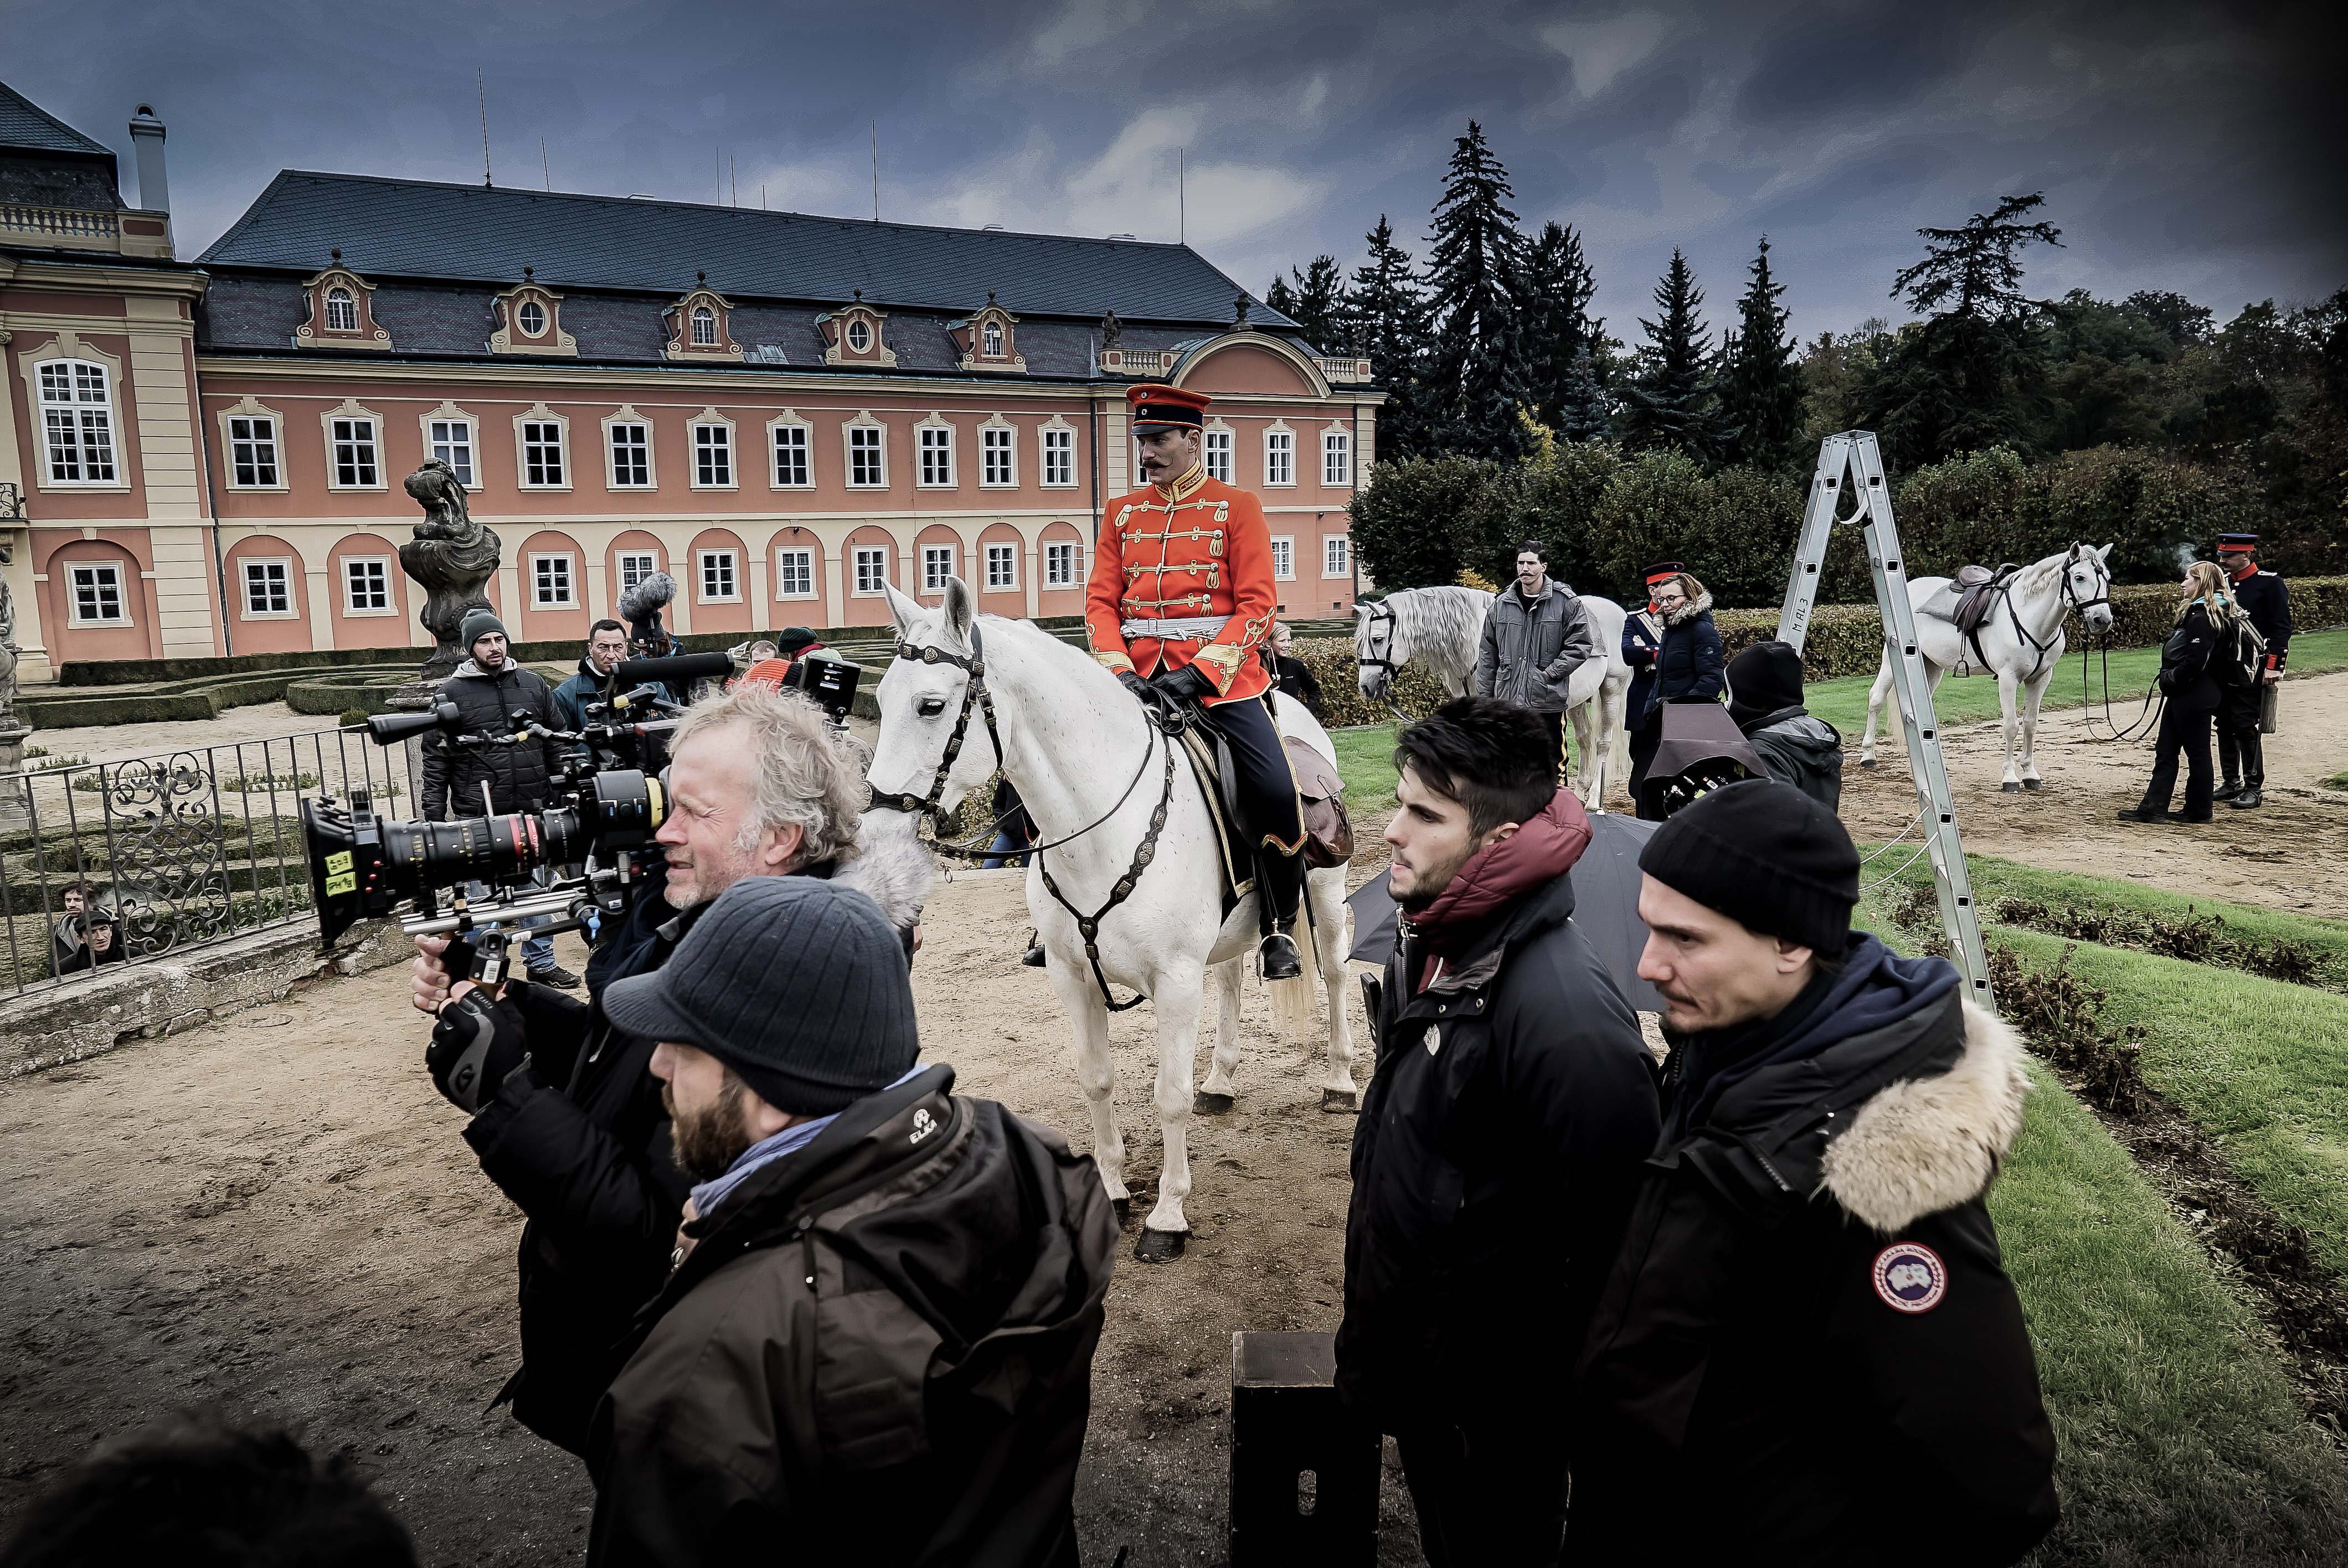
top-left (1255, 848), bottom-right (1306, 980)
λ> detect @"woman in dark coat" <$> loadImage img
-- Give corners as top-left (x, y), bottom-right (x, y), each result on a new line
top-left (2118, 561), bottom-right (2234, 824)
top-left (1625, 566), bottom-right (1726, 818)
top-left (1270, 621), bottom-right (1327, 723)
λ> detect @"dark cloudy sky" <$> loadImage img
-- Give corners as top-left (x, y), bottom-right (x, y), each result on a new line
top-left (16, 0), bottom-right (2340, 344)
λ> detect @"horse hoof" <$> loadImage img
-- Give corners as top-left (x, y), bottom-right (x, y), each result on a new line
top-left (1111, 1196), bottom-right (1133, 1225)
top-left (1321, 1089), bottom-right (1358, 1114)
top-left (1858, 759), bottom-right (1878, 769)
top-left (2001, 782), bottom-right (2021, 794)
top-left (1134, 1228), bottom-right (1186, 1265)
top-left (2022, 778), bottom-right (2043, 791)
top-left (1194, 1091), bottom-right (1234, 1115)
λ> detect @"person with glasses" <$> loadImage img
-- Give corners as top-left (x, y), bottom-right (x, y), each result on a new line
top-left (1623, 564), bottom-right (1724, 818)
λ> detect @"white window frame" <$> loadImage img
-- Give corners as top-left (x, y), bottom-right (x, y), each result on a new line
top-left (226, 412), bottom-right (281, 489)
top-left (325, 287), bottom-right (358, 332)
top-left (240, 556), bottom-right (296, 618)
top-left (1324, 535), bottom-right (1352, 578)
top-left (980, 423), bottom-right (1016, 488)
top-left (1270, 535), bottom-right (1295, 581)
top-left (426, 414), bottom-right (476, 487)
top-left (1044, 539), bottom-right (1077, 587)
top-left (531, 551), bottom-right (578, 608)
top-left (323, 404), bottom-right (384, 491)
top-left (35, 359), bottom-right (121, 487)
top-left (984, 541), bottom-right (1017, 591)
top-left (1039, 424), bottom-right (1076, 488)
top-left (1202, 426), bottom-right (1233, 483)
top-left (66, 561), bottom-right (129, 625)
top-left (921, 543), bottom-right (957, 592)
top-left (517, 300), bottom-right (548, 337)
top-left (847, 319), bottom-right (872, 353)
top-left (343, 555), bottom-right (394, 615)
top-left (917, 422), bottom-right (956, 489)
top-left (1322, 429), bottom-right (1352, 487)
top-left (606, 419), bottom-right (653, 489)
top-left (616, 550), bottom-right (661, 596)
top-left (982, 319), bottom-right (1003, 357)
top-left (846, 421), bottom-right (887, 488)
top-left (691, 419), bottom-right (736, 489)
top-left (1264, 427), bottom-right (1296, 488)
top-left (518, 412), bottom-right (569, 490)
top-left (691, 305), bottom-right (717, 347)
top-left (698, 548), bottom-right (742, 604)
top-left (770, 420), bottom-right (812, 488)
top-left (853, 545), bottom-right (890, 596)
top-left (774, 546), bottom-right (816, 600)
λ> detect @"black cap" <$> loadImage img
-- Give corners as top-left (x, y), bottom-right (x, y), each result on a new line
top-left (1642, 561), bottom-right (1685, 586)
top-left (2217, 533), bottom-right (2258, 549)
top-left (775, 627), bottom-right (820, 654)
top-left (604, 876), bottom-right (919, 1116)
top-left (1639, 778), bottom-right (1858, 955)
top-left (1726, 641), bottom-right (1805, 729)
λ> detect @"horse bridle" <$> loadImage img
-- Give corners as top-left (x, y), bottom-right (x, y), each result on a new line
top-left (1983, 545), bottom-right (2111, 684)
top-left (870, 622), bottom-right (1003, 821)
top-left (1355, 603), bottom-right (1400, 677)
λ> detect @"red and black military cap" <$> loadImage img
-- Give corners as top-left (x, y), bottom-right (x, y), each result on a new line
top-left (1642, 560), bottom-right (1686, 586)
top-left (2217, 533), bottom-right (2258, 551)
top-left (1128, 382), bottom-right (1211, 434)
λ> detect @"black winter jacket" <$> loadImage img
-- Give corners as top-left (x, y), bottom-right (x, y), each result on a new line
top-left (1569, 941), bottom-right (2058, 1567)
top-left (420, 659), bottom-right (567, 819)
top-left (1630, 594), bottom-right (1724, 730)
top-left (2157, 602), bottom-right (2222, 710)
top-left (586, 1066), bottom-right (1117, 1567)
top-left (1338, 872), bottom-right (1661, 1433)
top-left (1739, 705), bottom-right (1844, 811)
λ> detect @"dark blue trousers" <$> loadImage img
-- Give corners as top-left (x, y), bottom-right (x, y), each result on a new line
top-left (1202, 694), bottom-right (1305, 855)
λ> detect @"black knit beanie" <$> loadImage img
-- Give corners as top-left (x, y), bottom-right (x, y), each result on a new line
top-left (603, 875), bottom-right (919, 1116)
top-left (1639, 778), bottom-right (1858, 953)
top-left (1726, 640), bottom-right (1805, 730)
top-left (459, 608), bottom-right (509, 651)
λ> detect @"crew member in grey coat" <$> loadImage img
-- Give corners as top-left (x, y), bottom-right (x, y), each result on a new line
top-left (1726, 641), bottom-right (1844, 810)
top-left (1473, 540), bottom-right (1596, 779)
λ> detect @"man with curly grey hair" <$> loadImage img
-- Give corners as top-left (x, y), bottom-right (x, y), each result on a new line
top-left (406, 682), bottom-right (933, 1461)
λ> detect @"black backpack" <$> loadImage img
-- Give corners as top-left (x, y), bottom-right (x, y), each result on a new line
top-left (2215, 615), bottom-right (2265, 688)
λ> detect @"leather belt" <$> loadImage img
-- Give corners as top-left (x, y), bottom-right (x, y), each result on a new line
top-left (1121, 616), bottom-right (1224, 642)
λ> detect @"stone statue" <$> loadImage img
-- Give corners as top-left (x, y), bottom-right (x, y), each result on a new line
top-left (399, 460), bottom-right (501, 679)
top-left (1101, 308), bottom-right (1122, 350)
top-left (0, 532), bottom-right (19, 731)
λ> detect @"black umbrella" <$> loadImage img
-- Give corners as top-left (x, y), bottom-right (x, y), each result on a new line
top-left (1345, 812), bottom-right (1667, 1013)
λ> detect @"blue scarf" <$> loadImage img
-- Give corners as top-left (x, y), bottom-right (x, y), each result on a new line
top-left (690, 1064), bottom-right (926, 1218)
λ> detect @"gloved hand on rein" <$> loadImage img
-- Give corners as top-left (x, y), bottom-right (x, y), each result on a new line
top-left (1149, 663), bottom-right (1217, 704)
top-left (1116, 670), bottom-right (1154, 703)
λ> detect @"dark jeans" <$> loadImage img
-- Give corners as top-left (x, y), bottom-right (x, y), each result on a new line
top-left (1202, 693), bottom-right (1305, 853)
top-left (1397, 1419), bottom-right (1570, 1568)
top-left (2140, 698), bottom-right (2216, 818)
top-left (1626, 724), bottom-right (1662, 821)
top-left (2216, 684), bottom-right (2264, 788)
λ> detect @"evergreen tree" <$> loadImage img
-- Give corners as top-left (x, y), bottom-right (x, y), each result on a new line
top-left (1554, 346), bottom-right (1612, 442)
top-left (1422, 121), bottom-right (1531, 461)
top-left (1264, 274), bottom-right (1300, 322)
top-left (1280, 255), bottom-right (1348, 353)
top-left (1517, 220), bottom-right (1601, 432)
top-left (1347, 215), bottom-right (1435, 458)
top-left (1616, 250), bottom-right (1736, 463)
top-left (1719, 236), bottom-right (1808, 469)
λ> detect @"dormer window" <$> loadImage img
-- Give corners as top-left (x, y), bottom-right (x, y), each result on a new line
top-left (952, 295), bottom-right (1024, 373)
top-left (692, 306), bottom-right (716, 346)
top-left (848, 321), bottom-right (871, 353)
top-left (297, 262), bottom-right (392, 351)
top-left (326, 288), bottom-right (357, 332)
top-left (818, 296), bottom-right (895, 368)
top-left (665, 285), bottom-right (743, 362)
top-left (518, 301), bottom-right (547, 337)
top-left (490, 273), bottom-right (577, 357)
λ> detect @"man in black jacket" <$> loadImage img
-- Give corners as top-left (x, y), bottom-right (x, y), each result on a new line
top-left (1724, 639), bottom-right (1843, 809)
top-left (1571, 780), bottom-right (2058, 1567)
top-left (1340, 697), bottom-right (1660, 1567)
top-left (409, 683), bottom-right (932, 1458)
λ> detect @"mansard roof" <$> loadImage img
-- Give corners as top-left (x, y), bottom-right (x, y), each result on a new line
top-left (0, 82), bottom-right (116, 159)
top-left (199, 171), bottom-right (1296, 331)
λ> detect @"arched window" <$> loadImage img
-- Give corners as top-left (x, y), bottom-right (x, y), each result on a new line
top-left (517, 300), bottom-right (547, 337)
top-left (847, 320), bottom-right (872, 353)
top-left (691, 306), bottom-right (717, 347)
top-left (325, 287), bottom-right (357, 332)
top-left (982, 319), bottom-right (1003, 357)
top-left (37, 360), bottom-right (117, 484)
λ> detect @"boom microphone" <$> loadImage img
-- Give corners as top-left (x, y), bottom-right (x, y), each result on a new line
top-left (614, 651), bottom-right (733, 688)
top-left (617, 571), bottom-right (677, 625)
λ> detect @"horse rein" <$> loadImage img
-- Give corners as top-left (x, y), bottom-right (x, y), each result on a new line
top-left (1976, 546), bottom-right (2111, 685)
top-left (871, 621), bottom-right (1003, 820)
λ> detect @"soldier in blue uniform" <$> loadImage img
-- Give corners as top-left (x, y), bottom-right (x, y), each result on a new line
top-left (2215, 533), bottom-right (2291, 810)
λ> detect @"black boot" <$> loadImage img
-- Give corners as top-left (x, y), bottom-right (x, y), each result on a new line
top-left (1255, 848), bottom-right (1306, 981)
top-left (2228, 788), bottom-right (2263, 809)
top-left (2213, 778), bottom-right (2243, 801)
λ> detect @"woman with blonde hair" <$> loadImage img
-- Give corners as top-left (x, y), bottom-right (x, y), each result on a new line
top-left (2118, 561), bottom-right (2236, 824)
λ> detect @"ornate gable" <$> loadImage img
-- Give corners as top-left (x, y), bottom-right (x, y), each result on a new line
top-left (665, 276), bottom-right (744, 362)
top-left (949, 293), bottom-right (1025, 373)
top-left (489, 269), bottom-right (577, 358)
top-left (816, 291), bottom-right (895, 369)
top-left (296, 254), bottom-right (390, 351)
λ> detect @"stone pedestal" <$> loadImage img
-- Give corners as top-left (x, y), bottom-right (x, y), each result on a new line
top-left (0, 724), bottom-right (32, 828)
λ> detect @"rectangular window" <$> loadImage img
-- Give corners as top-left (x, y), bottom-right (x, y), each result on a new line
top-left (228, 415), bottom-right (280, 487)
top-left (608, 422), bottom-right (651, 487)
top-left (331, 416), bottom-right (379, 487)
top-left (981, 425), bottom-right (1015, 487)
top-left (771, 425), bottom-right (810, 487)
top-left (1203, 428), bottom-right (1233, 483)
top-left (532, 553), bottom-right (576, 607)
top-left (985, 542), bottom-right (1017, 590)
top-left (694, 424), bottom-right (734, 487)
top-left (617, 551), bottom-right (659, 595)
top-left (853, 546), bottom-right (889, 595)
top-left (922, 544), bottom-right (956, 592)
top-left (1044, 540), bottom-right (1076, 587)
top-left (1270, 537), bottom-right (1295, 581)
top-left (775, 547), bottom-right (815, 599)
top-left (429, 418), bottom-right (475, 486)
top-left (68, 563), bottom-right (127, 624)
top-left (344, 557), bottom-right (390, 612)
top-left (522, 421), bottom-right (565, 487)
top-left (38, 362), bottom-right (117, 484)
top-left (918, 425), bottom-right (954, 487)
top-left (1041, 426), bottom-right (1074, 487)
top-left (1324, 535), bottom-right (1351, 577)
top-left (241, 558), bottom-right (292, 616)
top-left (1322, 430), bottom-right (1351, 487)
top-left (848, 425), bottom-right (884, 487)
top-left (1265, 430), bottom-right (1295, 487)
top-left (699, 549), bottom-right (740, 602)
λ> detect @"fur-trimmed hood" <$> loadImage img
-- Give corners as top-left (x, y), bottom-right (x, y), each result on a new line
top-left (1820, 1000), bottom-right (2030, 1232)
top-left (1663, 590), bottom-right (1715, 627)
top-left (832, 809), bottom-right (938, 932)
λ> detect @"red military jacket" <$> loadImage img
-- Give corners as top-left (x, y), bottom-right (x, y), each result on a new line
top-left (1085, 462), bottom-right (1275, 705)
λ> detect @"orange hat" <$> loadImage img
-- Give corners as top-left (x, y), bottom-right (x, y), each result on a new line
top-left (1127, 383), bottom-right (1210, 433)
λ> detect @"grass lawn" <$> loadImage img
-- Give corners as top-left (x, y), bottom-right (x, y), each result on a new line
top-left (1328, 722), bottom-right (1405, 817)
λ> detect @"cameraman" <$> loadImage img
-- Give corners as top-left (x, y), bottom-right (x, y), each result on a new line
top-left (408, 682), bottom-right (932, 1459)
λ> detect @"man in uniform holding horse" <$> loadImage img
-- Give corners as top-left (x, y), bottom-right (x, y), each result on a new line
top-left (2215, 533), bottom-right (2292, 810)
top-left (1087, 383), bottom-right (1307, 979)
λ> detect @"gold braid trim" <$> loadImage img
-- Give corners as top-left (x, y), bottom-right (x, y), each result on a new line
top-left (1093, 649), bottom-right (1137, 674)
top-left (1191, 642), bottom-right (1245, 692)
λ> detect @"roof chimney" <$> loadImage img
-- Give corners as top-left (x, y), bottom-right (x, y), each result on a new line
top-left (128, 104), bottom-right (169, 215)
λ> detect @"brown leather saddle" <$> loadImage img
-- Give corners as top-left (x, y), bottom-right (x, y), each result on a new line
top-left (1942, 563), bottom-right (2020, 634)
top-left (1174, 730), bottom-right (1355, 913)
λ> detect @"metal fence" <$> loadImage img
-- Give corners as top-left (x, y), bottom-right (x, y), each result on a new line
top-left (0, 725), bottom-right (411, 998)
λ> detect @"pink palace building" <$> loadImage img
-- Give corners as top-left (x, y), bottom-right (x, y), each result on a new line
top-left (0, 81), bottom-right (1383, 681)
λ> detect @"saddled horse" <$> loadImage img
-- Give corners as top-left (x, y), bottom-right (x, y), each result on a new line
top-left (1860, 542), bottom-right (2116, 790)
top-left (868, 580), bottom-right (1354, 1263)
top-left (1353, 585), bottom-right (1635, 805)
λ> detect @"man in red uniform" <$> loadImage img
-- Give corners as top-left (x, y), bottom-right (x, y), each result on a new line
top-left (1087, 383), bottom-right (1306, 978)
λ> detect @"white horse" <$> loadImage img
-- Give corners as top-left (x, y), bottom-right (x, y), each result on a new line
top-left (1861, 542), bottom-right (2116, 791)
top-left (1353, 585), bottom-right (1636, 806)
top-left (869, 580), bottom-right (1355, 1263)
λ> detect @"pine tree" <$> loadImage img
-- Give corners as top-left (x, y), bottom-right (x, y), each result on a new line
top-left (1422, 121), bottom-right (1531, 461)
top-left (1517, 220), bottom-right (1602, 434)
top-left (1616, 249), bottom-right (1736, 463)
top-left (1719, 236), bottom-right (1809, 469)
top-left (1264, 275), bottom-right (1300, 322)
top-left (1553, 345), bottom-right (1612, 442)
top-left (1280, 255), bottom-right (1348, 353)
top-left (1348, 215), bottom-right (1434, 458)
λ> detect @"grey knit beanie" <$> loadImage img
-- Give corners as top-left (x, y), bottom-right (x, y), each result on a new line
top-left (460, 608), bottom-right (509, 651)
top-left (602, 875), bottom-right (918, 1116)
top-left (1639, 777), bottom-right (1858, 954)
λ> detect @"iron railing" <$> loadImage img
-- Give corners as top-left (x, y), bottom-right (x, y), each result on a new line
top-left (0, 724), bottom-right (412, 998)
